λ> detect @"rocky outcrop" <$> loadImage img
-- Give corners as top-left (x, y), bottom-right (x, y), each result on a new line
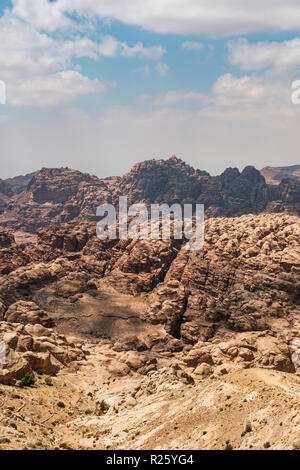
top-left (0, 173), bottom-right (35, 214)
top-left (147, 214), bottom-right (300, 344)
top-left (0, 168), bottom-right (117, 233)
top-left (0, 157), bottom-right (299, 232)
top-left (113, 156), bottom-right (209, 206)
top-left (0, 228), bottom-right (30, 274)
top-left (261, 165), bottom-right (300, 185)
top-left (0, 188), bottom-right (10, 215)
top-left (0, 211), bottom-right (299, 376)
top-left (3, 301), bottom-right (54, 328)
top-left (4, 172), bottom-right (36, 195)
top-left (183, 331), bottom-right (294, 375)
top-left (0, 322), bottom-right (89, 385)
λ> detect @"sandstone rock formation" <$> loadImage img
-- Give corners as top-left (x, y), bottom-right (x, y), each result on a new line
top-left (0, 212), bottom-right (298, 376)
top-left (0, 211), bottom-right (299, 450)
top-left (0, 157), bottom-right (299, 233)
top-left (261, 165), bottom-right (300, 185)
top-left (3, 301), bottom-right (54, 328)
top-left (0, 173), bottom-right (35, 214)
top-left (0, 321), bottom-right (89, 385)
top-left (147, 214), bottom-right (300, 346)
top-left (0, 228), bottom-right (30, 274)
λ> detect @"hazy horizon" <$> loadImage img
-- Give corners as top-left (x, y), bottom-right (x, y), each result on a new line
top-left (2, 155), bottom-right (300, 181)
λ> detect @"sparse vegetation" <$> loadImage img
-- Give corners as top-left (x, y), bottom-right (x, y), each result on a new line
top-left (59, 442), bottom-right (72, 450)
top-left (97, 400), bottom-right (109, 416)
top-left (245, 424), bottom-right (252, 433)
top-left (45, 377), bottom-right (53, 386)
top-left (20, 372), bottom-right (36, 388)
top-left (225, 441), bottom-right (233, 450)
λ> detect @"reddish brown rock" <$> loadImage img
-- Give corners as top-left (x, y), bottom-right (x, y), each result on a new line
top-left (147, 214), bottom-right (300, 344)
top-left (0, 157), bottom-right (299, 233)
top-left (0, 228), bottom-right (30, 275)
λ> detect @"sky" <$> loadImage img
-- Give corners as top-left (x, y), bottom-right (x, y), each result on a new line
top-left (0, 0), bottom-right (300, 179)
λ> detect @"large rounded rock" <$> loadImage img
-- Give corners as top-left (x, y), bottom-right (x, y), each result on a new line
top-left (4, 301), bottom-right (54, 327)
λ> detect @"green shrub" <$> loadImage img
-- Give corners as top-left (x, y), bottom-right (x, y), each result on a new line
top-left (20, 372), bottom-right (36, 388)
top-left (245, 424), bottom-right (252, 433)
top-left (59, 442), bottom-right (72, 450)
top-left (264, 442), bottom-right (271, 449)
top-left (225, 443), bottom-right (233, 450)
top-left (45, 377), bottom-right (53, 386)
top-left (98, 400), bottom-right (109, 416)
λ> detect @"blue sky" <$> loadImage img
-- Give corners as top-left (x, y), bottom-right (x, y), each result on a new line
top-left (1, 1), bottom-right (300, 178)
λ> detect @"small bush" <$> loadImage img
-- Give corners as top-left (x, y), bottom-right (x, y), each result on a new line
top-left (264, 442), bottom-right (271, 449)
top-left (20, 372), bottom-right (36, 388)
top-left (57, 401), bottom-right (65, 409)
top-left (245, 424), bottom-right (252, 433)
top-left (225, 443), bottom-right (233, 450)
top-left (45, 377), bottom-right (53, 386)
top-left (59, 442), bottom-right (72, 450)
top-left (98, 400), bottom-right (109, 416)
top-left (0, 438), bottom-right (11, 444)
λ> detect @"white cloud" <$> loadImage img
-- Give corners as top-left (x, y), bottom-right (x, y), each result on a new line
top-left (135, 65), bottom-right (150, 76)
top-left (54, 0), bottom-right (300, 36)
top-left (156, 62), bottom-right (169, 77)
top-left (0, 8), bottom-right (165, 106)
top-left (12, 0), bottom-right (73, 32)
top-left (120, 41), bottom-right (165, 60)
top-left (152, 73), bottom-right (290, 115)
top-left (8, 71), bottom-right (106, 106)
top-left (97, 35), bottom-right (165, 60)
top-left (212, 74), bottom-right (276, 106)
top-left (228, 37), bottom-right (300, 71)
top-left (154, 90), bottom-right (206, 105)
top-left (0, 13), bottom-right (100, 80)
top-left (97, 35), bottom-right (119, 57)
top-left (182, 41), bottom-right (203, 50)
top-left (0, 11), bottom-right (107, 106)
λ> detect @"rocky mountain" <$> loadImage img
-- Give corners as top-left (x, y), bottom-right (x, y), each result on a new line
top-left (1, 212), bottom-right (299, 365)
top-left (0, 172), bottom-right (35, 215)
top-left (0, 157), bottom-right (299, 233)
top-left (0, 212), bottom-right (299, 449)
top-left (0, 158), bottom-right (299, 450)
top-left (261, 165), bottom-right (300, 185)
top-left (4, 172), bottom-right (36, 195)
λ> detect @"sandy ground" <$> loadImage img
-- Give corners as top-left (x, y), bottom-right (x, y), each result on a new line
top-left (1, 340), bottom-right (300, 451)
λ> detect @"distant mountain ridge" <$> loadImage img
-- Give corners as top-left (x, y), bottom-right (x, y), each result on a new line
top-left (261, 165), bottom-right (300, 185)
top-left (0, 172), bottom-right (36, 215)
top-left (0, 157), bottom-right (299, 233)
